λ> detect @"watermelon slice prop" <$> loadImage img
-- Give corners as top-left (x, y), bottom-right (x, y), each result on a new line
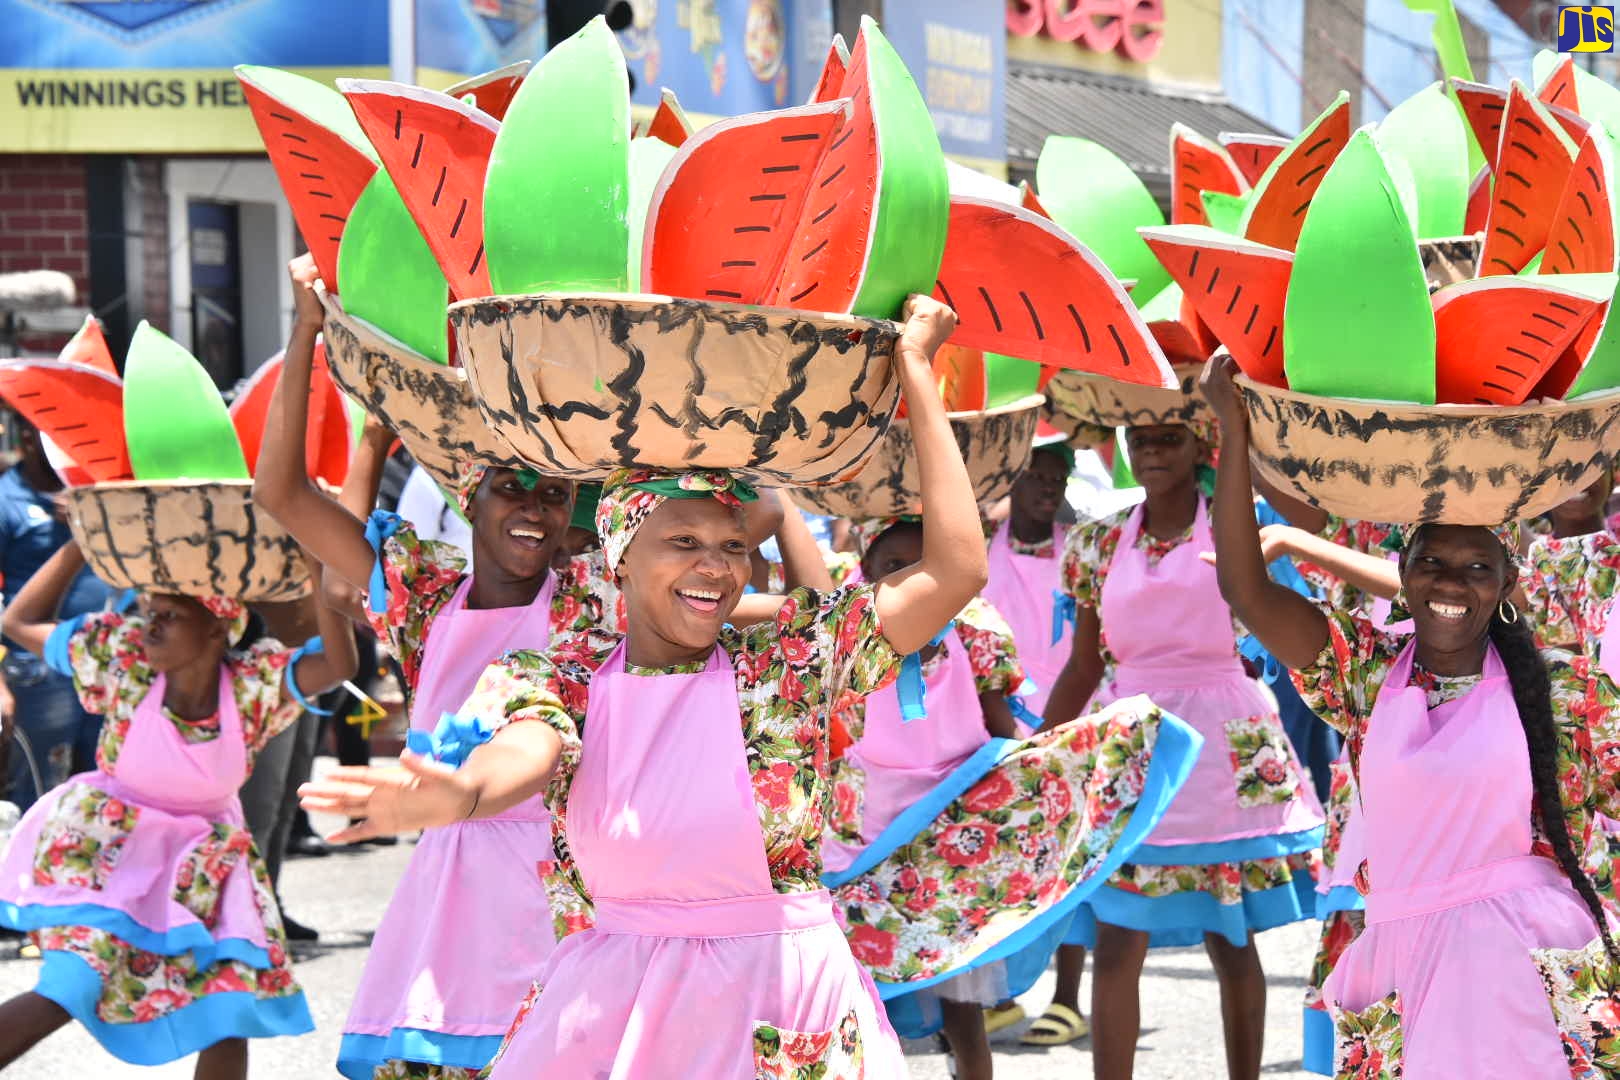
top-left (340, 79), bottom-right (501, 302)
top-left (930, 196), bottom-right (1176, 385)
top-left (235, 65), bottom-right (378, 294)
top-left (0, 360), bottom-right (130, 483)
top-left (1140, 225), bottom-right (1292, 388)
top-left (808, 35), bottom-right (851, 105)
top-left (1170, 124), bottom-right (1247, 227)
top-left (642, 88), bottom-right (693, 147)
top-left (1432, 273), bottom-right (1611, 404)
top-left (443, 61), bottom-right (530, 121)
top-left (228, 346), bottom-right (354, 487)
top-left (58, 315), bottom-right (118, 377)
top-left (1240, 92), bottom-right (1352, 253)
top-left (1479, 82), bottom-right (1579, 277)
top-left (1219, 132), bottom-right (1288, 188)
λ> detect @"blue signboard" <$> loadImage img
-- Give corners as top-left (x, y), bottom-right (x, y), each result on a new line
top-left (881, 0), bottom-right (1006, 167)
top-left (615, 0), bottom-right (825, 117)
top-left (419, 0), bottom-right (548, 76)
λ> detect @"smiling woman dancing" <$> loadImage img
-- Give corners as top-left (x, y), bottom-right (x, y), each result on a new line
top-left (1201, 353), bottom-right (1620, 1077)
top-left (299, 295), bottom-right (990, 1077)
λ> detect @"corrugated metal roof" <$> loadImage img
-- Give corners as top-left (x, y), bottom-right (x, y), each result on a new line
top-left (1006, 62), bottom-right (1282, 202)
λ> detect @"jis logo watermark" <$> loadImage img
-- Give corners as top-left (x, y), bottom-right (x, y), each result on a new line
top-left (1558, 6), bottom-right (1615, 52)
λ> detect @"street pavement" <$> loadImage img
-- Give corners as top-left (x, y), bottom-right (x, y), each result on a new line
top-left (0, 759), bottom-right (1320, 1079)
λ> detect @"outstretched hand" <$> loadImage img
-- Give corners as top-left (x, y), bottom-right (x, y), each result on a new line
top-left (298, 753), bottom-right (477, 844)
top-left (287, 253), bottom-right (324, 330)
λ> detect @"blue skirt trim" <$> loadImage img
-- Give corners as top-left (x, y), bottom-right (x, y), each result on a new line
top-left (1063, 870), bottom-right (1318, 949)
top-left (36, 949), bottom-right (312, 1065)
top-left (865, 713), bottom-right (1205, 1037)
top-left (0, 899), bottom-right (273, 970)
top-left (338, 1029), bottom-right (506, 1078)
top-left (1128, 825), bottom-right (1324, 866)
top-left (1316, 883), bottom-right (1365, 918)
top-left (1303, 1004), bottom-right (1335, 1074)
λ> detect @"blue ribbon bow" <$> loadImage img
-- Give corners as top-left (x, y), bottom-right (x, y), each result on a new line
top-left (405, 711), bottom-right (499, 770)
top-left (1051, 590), bottom-right (1077, 646)
top-left (364, 510), bottom-right (404, 615)
top-left (897, 621), bottom-right (955, 723)
top-left (1007, 692), bottom-right (1045, 731)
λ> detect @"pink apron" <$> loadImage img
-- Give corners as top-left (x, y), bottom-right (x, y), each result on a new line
top-left (490, 642), bottom-right (905, 1078)
top-left (1600, 596), bottom-right (1620, 683)
top-left (821, 639), bottom-right (985, 875)
top-left (1324, 641), bottom-right (1598, 1075)
top-left (0, 670), bottom-right (270, 954)
top-left (1097, 500), bottom-right (1322, 845)
top-left (341, 573), bottom-right (560, 1072)
top-left (984, 521), bottom-right (1068, 717)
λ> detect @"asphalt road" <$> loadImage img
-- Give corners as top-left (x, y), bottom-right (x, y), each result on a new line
top-left (0, 761), bottom-right (1321, 1079)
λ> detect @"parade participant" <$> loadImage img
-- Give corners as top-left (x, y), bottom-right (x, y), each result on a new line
top-left (298, 295), bottom-right (985, 1078)
top-left (0, 539), bottom-right (354, 1078)
top-left (1523, 470), bottom-right (1618, 655)
top-left (253, 255), bottom-right (626, 1080)
top-left (1203, 353), bottom-right (1620, 1077)
top-left (982, 437), bottom-right (1075, 719)
top-left (1036, 410), bottom-right (1324, 1080)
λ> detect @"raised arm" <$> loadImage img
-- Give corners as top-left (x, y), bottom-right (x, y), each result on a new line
top-left (2, 539), bottom-right (87, 657)
top-left (283, 556), bottom-right (360, 699)
top-left (252, 254), bottom-right (379, 590)
top-left (872, 296), bottom-right (990, 654)
top-left (1200, 355), bottom-right (1329, 670)
top-left (1253, 524), bottom-right (1401, 600)
top-left (339, 416), bottom-right (394, 528)
top-left (774, 490), bottom-right (834, 592)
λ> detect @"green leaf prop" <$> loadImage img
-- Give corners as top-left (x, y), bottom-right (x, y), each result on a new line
top-left (627, 136), bottom-right (678, 293)
top-left (1378, 83), bottom-right (1469, 238)
top-left (1402, 0), bottom-right (1483, 174)
top-left (1200, 190), bottom-right (1250, 235)
top-left (484, 16), bottom-right (630, 293)
top-left (1111, 428), bottom-right (1137, 489)
top-left (337, 169), bottom-right (451, 365)
top-left (1036, 136), bottom-right (1170, 305)
top-left (848, 16), bottom-right (951, 319)
top-left (123, 321), bottom-right (249, 481)
top-left (983, 354), bottom-right (1042, 408)
top-left (1284, 130), bottom-right (1436, 403)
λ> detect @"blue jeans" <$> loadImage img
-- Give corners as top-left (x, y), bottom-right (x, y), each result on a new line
top-left (5, 657), bottom-right (101, 811)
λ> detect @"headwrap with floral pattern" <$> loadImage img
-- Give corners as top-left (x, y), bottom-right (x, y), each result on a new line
top-left (452, 461), bottom-right (550, 516)
top-left (595, 469), bottom-right (759, 571)
top-left (198, 595), bottom-right (250, 645)
top-left (851, 515), bottom-right (922, 560)
top-left (1384, 521), bottom-right (1523, 625)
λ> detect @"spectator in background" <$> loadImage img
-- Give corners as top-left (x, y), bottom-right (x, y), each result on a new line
top-left (0, 416), bottom-right (111, 810)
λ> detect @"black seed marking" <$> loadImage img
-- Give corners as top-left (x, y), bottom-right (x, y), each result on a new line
top-left (1189, 249), bottom-right (1201, 278)
top-left (433, 166), bottom-right (446, 207)
top-left (1294, 162), bottom-right (1328, 187)
top-left (467, 243), bottom-right (484, 276)
top-left (269, 111), bottom-right (295, 123)
top-left (394, 109), bottom-right (402, 140)
top-left (762, 164), bottom-right (799, 173)
top-left (1551, 300), bottom-right (1583, 314)
top-left (1496, 362), bottom-right (1528, 376)
top-left (306, 189), bottom-right (333, 198)
top-left (1262, 325), bottom-right (1278, 356)
top-left (280, 132), bottom-right (308, 143)
top-left (1244, 304), bottom-right (1259, 334)
top-left (780, 132), bottom-right (822, 142)
top-left (978, 286), bottom-right (1003, 331)
top-left (735, 225), bottom-right (771, 233)
top-left (705, 290), bottom-right (744, 299)
top-left (1067, 304), bottom-right (1092, 352)
top-left (450, 199), bottom-right (467, 239)
top-left (1226, 283), bottom-right (1243, 316)
top-left (1303, 135), bottom-right (1335, 157)
top-left (1557, 240), bottom-right (1574, 264)
top-left (790, 282), bottom-right (819, 303)
top-left (1504, 168), bottom-right (1531, 187)
top-left (800, 239), bottom-right (828, 261)
top-left (298, 172), bottom-right (323, 180)
top-left (1108, 324), bottom-right (1130, 366)
top-left (289, 150), bottom-right (318, 163)
top-left (1500, 198), bottom-right (1527, 218)
top-left (721, 259), bottom-right (757, 267)
top-left (1507, 345), bottom-right (1543, 360)
top-left (751, 192), bottom-right (787, 202)
top-left (936, 280), bottom-right (958, 311)
top-left (1483, 380), bottom-right (1514, 394)
top-left (1496, 226), bottom-right (1525, 247)
top-left (1532, 311), bottom-right (1569, 329)
top-left (1512, 114), bottom-right (1544, 137)
top-left (411, 132), bottom-right (424, 168)
top-left (318, 212), bottom-right (345, 222)
top-left (819, 164), bottom-right (847, 188)
top-left (829, 128), bottom-right (855, 152)
top-left (812, 203), bottom-right (837, 224)
top-left (1487, 257), bottom-right (1519, 271)
top-left (1208, 265), bottom-right (1222, 292)
top-left (1020, 291), bottom-right (1044, 339)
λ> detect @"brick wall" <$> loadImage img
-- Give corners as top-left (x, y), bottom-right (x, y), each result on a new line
top-left (132, 157), bottom-right (170, 339)
top-left (0, 154), bottom-right (88, 352)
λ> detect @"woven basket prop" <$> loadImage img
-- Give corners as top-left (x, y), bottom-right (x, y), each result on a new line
top-left (66, 480), bottom-right (310, 602)
top-left (1044, 364), bottom-right (1211, 432)
top-left (450, 294), bottom-right (903, 485)
top-left (1237, 374), bottom-right (1620, 524)
top-left (793, 394), bottom-right (1043, 519)
top-left (321, 293), bottom-right (524, 492)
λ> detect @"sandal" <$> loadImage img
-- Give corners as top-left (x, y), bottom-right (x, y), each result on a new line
top-left (1020, 1002), bottom-right (1090, 1045)
top-left (983, 1001), bottom-right (1026, 1035)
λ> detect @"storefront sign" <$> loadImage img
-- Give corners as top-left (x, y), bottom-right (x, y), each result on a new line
top-left (1007, 0), bottom-right (1167, 63)
top-left (884, 0), bottom-right (1006, 169)
top-left (0, 0), bottom-right (531, 153)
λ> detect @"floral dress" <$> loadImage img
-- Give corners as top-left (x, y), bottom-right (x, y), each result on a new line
top-left (1293, 607), bottom-right (1620, 1076)
top-left (0, 612), bottom-right (311, 1063)
top-left (1293, 516), bottom-right (1400, 616)
top-left (1059, 505), bottom-right (1322, 946)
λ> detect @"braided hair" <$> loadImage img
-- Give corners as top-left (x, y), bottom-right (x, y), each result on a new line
top-left (1409, 525), bottom-right (1619, 966)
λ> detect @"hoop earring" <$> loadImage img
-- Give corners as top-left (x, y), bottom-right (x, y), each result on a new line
top-left (1498, 599), bottom-right (1520, 624)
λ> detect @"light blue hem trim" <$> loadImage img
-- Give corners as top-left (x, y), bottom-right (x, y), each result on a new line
top-left (1316, 884), bottom-right (1365, 918)
top-left (1303, 1004), bottom-right (1335, 1075)
top-left (861, 712), bottom-right (1205, 1005)
top-left (0, 900), bottom-right (272, 969)
top-left (36, 949), bottom-right (312, 1065)
top-left (337, 1029), bottom-right (506, 1078)
top-left (1063, 872), bottom-right (1318, 949)
top-left (1128, 825), bottom-right (1325, 866)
